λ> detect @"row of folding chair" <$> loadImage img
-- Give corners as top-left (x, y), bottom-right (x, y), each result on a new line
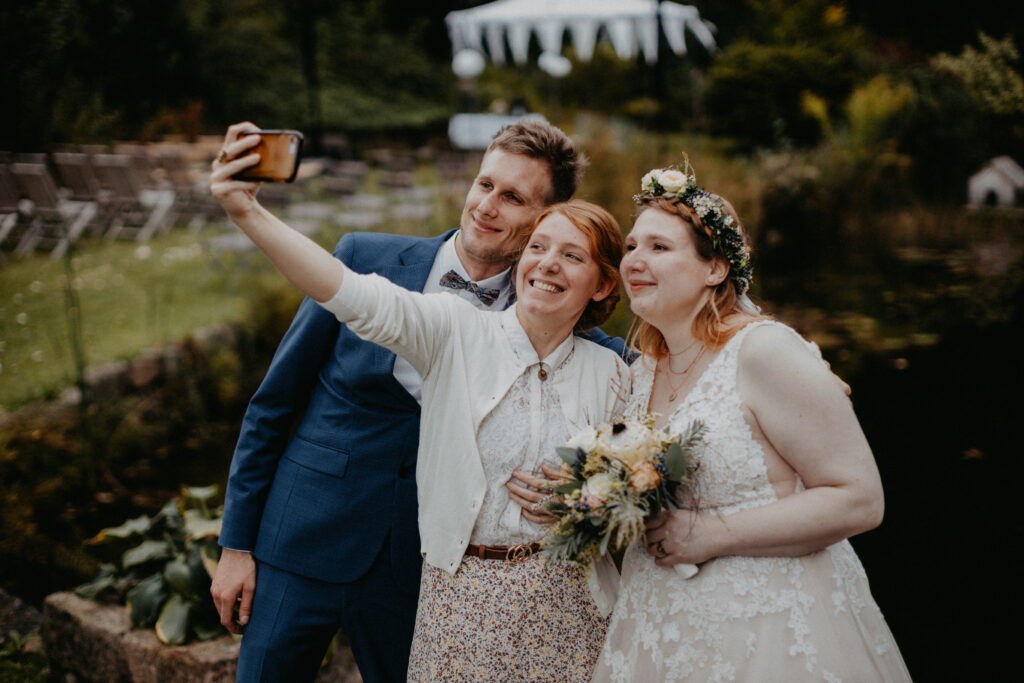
top-left (0, 149), bottom-right (190, 259)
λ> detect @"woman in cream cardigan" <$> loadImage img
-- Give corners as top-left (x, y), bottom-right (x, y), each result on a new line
top-left (213, 146), bottom-right (628, 681)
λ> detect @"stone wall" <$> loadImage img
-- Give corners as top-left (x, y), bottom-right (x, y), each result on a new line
top-left (41, 592), bottom-right (361, 682)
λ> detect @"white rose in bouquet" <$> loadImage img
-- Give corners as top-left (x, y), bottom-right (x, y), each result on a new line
top-left (581, 472), bottom-right (617, 508)
top-left (566, 425), bottom-right (599, 453)
top-left (596, 420), bottom-right (662, 467)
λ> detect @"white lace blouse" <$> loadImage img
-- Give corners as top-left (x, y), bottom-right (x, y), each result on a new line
top-left (471, 334), bottom-right (573, 546)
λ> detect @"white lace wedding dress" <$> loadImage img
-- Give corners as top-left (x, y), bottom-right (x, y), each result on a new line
top-left (592, 321), bottom-right (912, 682)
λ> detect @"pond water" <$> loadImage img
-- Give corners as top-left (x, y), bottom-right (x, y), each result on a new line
top-left (756, 224), bottom-right (1022, 681)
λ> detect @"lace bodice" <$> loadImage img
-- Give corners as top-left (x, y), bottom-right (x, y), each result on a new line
top-left (471, 353), bottom-right (572, 546)
top-left (593, 321), bottom-right (911, 682)
top-left (627, 322), bottom-right (801, 515)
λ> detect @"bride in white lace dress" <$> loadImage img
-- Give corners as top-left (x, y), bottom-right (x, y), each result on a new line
top-left (591, 168), bottom-right (912, 682)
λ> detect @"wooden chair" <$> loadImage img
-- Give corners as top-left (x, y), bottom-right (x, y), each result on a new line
top-left (90, 154), bottom-right (176, 241)
top-left (52, 152), bottom-right (113, 236)
top-left (153, 144), bottom-right (224, 232)
top-left (0, 162), bottom-right (26, 257)
top-left (8, 162), bottom-right (96, 258)
top-left (113, 143), bottom-right (158, 189)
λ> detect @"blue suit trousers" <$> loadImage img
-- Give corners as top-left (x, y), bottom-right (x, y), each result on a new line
top-left (237, 541), bottom-right (418, 683)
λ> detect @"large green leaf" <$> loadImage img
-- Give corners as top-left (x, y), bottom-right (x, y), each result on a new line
top-left (74, 564), bottom-right (118, 600)
top-left (155, 594), bottom-right (190, 646)
top-left (183, 509), bottom-right (222, 540)
top-left (555, 481), bottom-right (582, 495)
top-left (191, 621), bottom-right (225, 642)
top-left (162, 558), bottom-right (194, 598)
top-left (126, 574), bottom-right (167, 627)
top-left (86, 516), bottom-right (151, 544)
top-left (664, 441), bottom-right (688, 481)
top-left (188, 548), bottom-right (214, 594)
top-left (182, 484), bottom-right (219, 503)
top-left (123, 540), bottom-right (174, 569)
top-left (199, 542), bottom-right (221, 579)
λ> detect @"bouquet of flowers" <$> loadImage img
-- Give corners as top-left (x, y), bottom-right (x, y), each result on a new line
top-left (540, 415), bottom-right (705, 576)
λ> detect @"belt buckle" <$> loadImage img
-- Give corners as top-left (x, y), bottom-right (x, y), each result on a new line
top-left (505, 544), bottom-right (533, 563)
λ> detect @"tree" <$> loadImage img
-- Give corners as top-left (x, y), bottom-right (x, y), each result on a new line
top-left (702, 0), bottom-right (870, 149)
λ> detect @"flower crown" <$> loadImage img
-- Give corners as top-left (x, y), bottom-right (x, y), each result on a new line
top-left (633, 164), bottom-right (753, 294)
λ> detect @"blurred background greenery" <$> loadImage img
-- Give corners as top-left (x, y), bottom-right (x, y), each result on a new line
top-left (1, 1), bottom-right (1022, 679)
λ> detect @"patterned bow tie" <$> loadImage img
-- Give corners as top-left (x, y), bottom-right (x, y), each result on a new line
top-left (439, 270), bottom-right (501, 306)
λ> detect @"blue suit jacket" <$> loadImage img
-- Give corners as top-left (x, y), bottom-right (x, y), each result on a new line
top-left (219, 229), bottom-right (626, 590)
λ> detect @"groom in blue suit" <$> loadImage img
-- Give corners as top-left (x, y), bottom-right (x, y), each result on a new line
top-left (210, 119), bottom-right (623, 682)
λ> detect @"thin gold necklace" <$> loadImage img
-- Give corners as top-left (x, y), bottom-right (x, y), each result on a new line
top-left (666, 337), bottom-right (700, 359)
top-left (661, 346), bottom-right (706, 402)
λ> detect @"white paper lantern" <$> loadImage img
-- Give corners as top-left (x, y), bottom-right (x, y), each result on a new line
top-left (452, 49), bottom-right (486, 78)
top-left (537, 51), bottom-right (572, 78)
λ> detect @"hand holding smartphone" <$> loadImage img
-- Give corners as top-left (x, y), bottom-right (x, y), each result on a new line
top-left (232, 130), bottom-right (304, 183)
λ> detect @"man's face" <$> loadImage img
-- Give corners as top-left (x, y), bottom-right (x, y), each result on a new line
top-left (458, 148), bottom-right (554, 272)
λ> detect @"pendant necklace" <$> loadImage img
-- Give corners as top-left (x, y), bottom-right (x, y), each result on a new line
top-left (663, 345), bottom-right (706, 402)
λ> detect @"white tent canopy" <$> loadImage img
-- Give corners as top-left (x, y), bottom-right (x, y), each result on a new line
top-left (445, 0), bottom-right (716, 71)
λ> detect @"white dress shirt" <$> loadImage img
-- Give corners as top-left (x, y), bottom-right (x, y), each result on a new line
top-left (393, 231), bottom-right (513, 404)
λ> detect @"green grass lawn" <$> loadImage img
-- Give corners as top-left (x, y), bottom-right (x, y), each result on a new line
top-left (0, 230), bottom-right (292, 412)
top-left (0, 165), bottom-right (467, 413)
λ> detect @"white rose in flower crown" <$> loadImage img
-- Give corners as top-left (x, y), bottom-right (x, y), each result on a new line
top-left (641, 170), bottom-right (659, 192)
top-left (657, 169), bottom-right (688, 193)
top-left (595, 419), bottom-right (661, 467)
top-left (566, 425), bottom-right (599, 453)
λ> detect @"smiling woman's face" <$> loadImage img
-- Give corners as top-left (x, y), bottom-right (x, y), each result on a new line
top-left (514, 212), bottom-right (612, 329)
top-left (620, 207), bottom-right (720, 326)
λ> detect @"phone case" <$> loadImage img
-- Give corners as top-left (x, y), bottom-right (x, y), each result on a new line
top-left (234, 130), bottom-right (304, 183)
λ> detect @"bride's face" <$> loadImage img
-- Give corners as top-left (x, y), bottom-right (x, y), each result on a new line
top-left (515, 213), bottom-right (614, 329)
top-left (620, 208), bottom-right (725, 325)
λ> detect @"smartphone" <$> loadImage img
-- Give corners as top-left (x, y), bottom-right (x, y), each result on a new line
top-left (233, 130), bottom-right (304, 183)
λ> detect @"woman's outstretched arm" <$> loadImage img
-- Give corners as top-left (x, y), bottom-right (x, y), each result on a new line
top-left (210, 122), bottom-right (342, 303)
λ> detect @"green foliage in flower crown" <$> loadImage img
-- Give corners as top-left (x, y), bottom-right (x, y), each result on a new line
top-left (635, 164), bottom-right (754, 294)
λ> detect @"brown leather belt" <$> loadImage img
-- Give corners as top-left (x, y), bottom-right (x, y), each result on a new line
top-left (464, 542), bottom-right (541, 562)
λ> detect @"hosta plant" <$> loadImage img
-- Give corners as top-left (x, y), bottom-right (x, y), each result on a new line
top-left (75, 485), bottom-right (225, 645)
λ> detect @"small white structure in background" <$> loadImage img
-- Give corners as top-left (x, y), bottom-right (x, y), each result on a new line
top-left (448, 113), bottom-right (549, 150)
top-left (968, 156), bottom-right (1024, 207)
top-left (446, 0), bottom-right (716, 73)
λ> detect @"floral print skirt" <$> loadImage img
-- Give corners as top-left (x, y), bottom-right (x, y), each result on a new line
top-left (406, 555), bottom-right (609, 682)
